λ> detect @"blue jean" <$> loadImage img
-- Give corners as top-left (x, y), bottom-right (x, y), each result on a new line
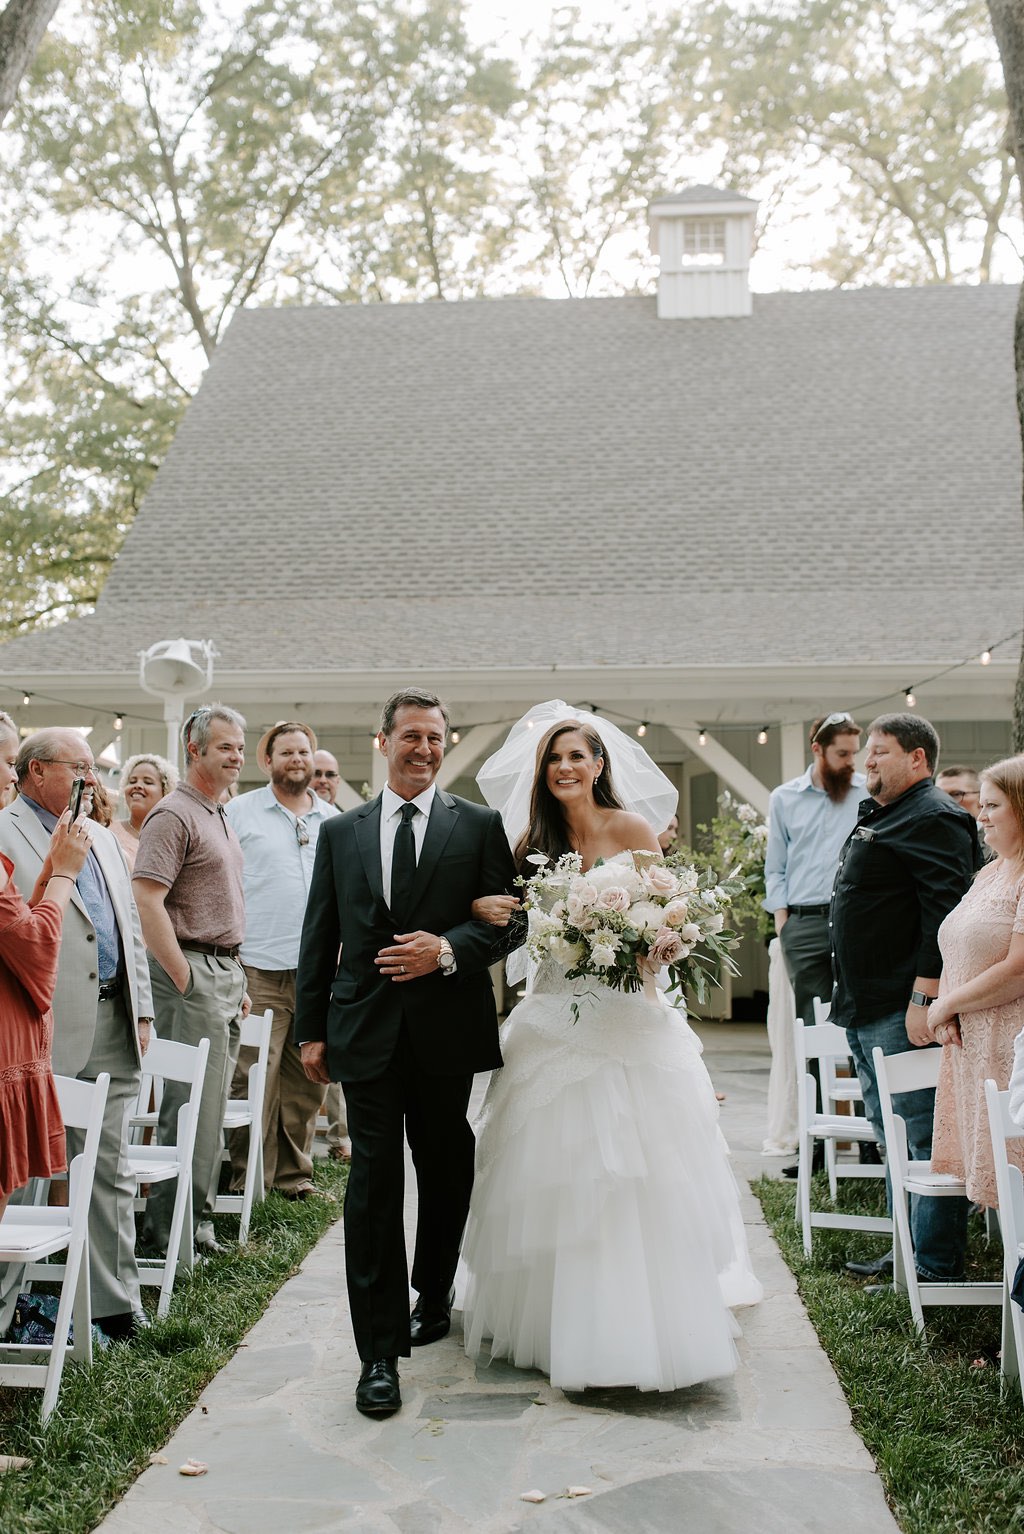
top-left (847, 1010), bottom-right (968, 1281)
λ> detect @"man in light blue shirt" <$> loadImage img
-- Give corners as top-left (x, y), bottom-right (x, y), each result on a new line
top-left (764, 712), bottom-right (866, 1119)
top-left (226, 721), bottom-right (338, 1198)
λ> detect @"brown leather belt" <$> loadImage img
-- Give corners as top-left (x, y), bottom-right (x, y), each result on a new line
top-left (181, 941), bottom-right (241, 960)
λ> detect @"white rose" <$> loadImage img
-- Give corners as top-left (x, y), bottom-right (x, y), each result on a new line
top-left (705, 912), bottom-right (725, 934)
top-left (569, 878), bottom-right (598, 906)
top-left (642, 863), bottom-right (680, 898)
top-left (648, 926), bottom-right (686, 966)
top-left (596, 885), bottom-right (631, 913)
top-left (590, 942), bottom-right (618, 970)
top-left (567, 894), bottom-right (598, 929)
top-left (679, 922), bottom-right (701, 944)
top-left (549, 935), bottom-right (584, 967)
top-left (625, 900), bottom-right (664, 934)
top-left (662, 897), bottom-right (689, 928)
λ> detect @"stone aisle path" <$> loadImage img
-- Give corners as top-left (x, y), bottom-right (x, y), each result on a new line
top-left (97, 1023), bottom-right (899, 1534)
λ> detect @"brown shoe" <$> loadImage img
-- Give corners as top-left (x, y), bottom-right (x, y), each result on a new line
top-left (281, 1184), bottom-right (337, 1203)
top-left (328, 1144), bottom-right (351, 1164)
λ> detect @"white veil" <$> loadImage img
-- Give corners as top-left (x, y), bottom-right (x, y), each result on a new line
top-left (476, 701), bottom-right (679, 988)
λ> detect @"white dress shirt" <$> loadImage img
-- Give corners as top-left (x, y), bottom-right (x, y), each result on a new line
top-left (380, 783), bottom-right (436, 909)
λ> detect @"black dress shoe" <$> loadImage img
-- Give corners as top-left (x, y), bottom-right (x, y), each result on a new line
top-left (409, 1288), bottom-right (455, 1347)
top-left (94, 1308), bottom-right (151, 1342)
top-left (846, 1253), bottom-right (894, 1278)
top-left (859, 1140), bottom-right (883, 1165)
top-left (356, 1357), bottom-right (401, 1417)
top-left (782, 1146), bottom-right (825, 1179)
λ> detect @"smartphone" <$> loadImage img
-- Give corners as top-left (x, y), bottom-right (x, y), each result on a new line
top-left (68, 777), bottom-right (85, 820)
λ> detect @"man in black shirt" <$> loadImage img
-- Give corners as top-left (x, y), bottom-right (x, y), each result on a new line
top-left (830, 712), bottom-right (980, 1283)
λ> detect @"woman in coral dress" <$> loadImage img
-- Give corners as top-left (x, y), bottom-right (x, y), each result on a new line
top-left (0, 712), bottom-right (93, 1215)
top-left (931, 755), bottom-right (1024, 1207)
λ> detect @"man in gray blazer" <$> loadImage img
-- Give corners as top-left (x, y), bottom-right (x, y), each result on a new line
top-left (0, 729), bottom-right (154, 1340)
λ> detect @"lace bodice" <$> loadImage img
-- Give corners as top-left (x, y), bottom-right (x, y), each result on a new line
top-left (932, 860), bottom-right (1024, 1206)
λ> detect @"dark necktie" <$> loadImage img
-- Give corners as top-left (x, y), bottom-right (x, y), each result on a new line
top-left (390, 802), bottom-right (417, 917)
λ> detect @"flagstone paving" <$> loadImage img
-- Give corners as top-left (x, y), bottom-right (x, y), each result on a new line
top-left (97, 1023), bottom-right (899, 1534)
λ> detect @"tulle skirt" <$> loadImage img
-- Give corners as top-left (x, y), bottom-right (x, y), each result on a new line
top-left (462, 978), bottom-right (762, 1392)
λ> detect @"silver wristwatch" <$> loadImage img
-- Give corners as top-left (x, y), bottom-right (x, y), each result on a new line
top-left (909, 990), bottom-right (934, 1008)
top-left (437, 937), bottom-right (456, 974)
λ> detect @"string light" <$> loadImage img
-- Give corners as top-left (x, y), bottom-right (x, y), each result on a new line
top-left (636, 722), bottom-right (647, 738)
top-left (697, 728), bottom-right (707, 746)
top-left (757, 727), bottom-right (769, 745)
top-left (905, 688), bottom-right (916, 708)
top-left (980, 649), bottom-right (992, 665)
top-left (22, 693), bottom-right (30, 707)
top-left (114, 714), bottom-right (123, 731)
top-left (450, 728), bottom-right (461, 744)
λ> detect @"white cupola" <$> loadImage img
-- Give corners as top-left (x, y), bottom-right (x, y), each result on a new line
top-left (648, 186), bottom-right (759, 319)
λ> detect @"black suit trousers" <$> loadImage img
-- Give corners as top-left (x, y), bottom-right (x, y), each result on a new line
top-left (341, 1023), bottom-right (475, 1360)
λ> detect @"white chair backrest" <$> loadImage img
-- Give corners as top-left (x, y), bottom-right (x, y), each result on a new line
top-left (239, 1007), bottom-right (272, 1052)
top-left (796, 1020), bottom-right (852, 1064)
top-left (812, 996), bottom-right (832, 1025)
top-left (143, 1035), bottom-right (207, 1086)
top-left (876, 1045), bottom-right (942, 1099)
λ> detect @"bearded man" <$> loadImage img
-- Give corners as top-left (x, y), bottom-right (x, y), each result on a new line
top-left (225, 721), bottom-right (338, 1200)
top-left (764, 713), bottom-right (866, 1146)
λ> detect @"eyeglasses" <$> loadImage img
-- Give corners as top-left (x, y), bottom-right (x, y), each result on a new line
top-left (944, 789), bottom-right (977, 803)
top-left (295, 820), bottom-right (310, 847)
top-left (313, 770), bottom-right (340, 780)
top-left (48, 760), bottom-right (96, 776)
top-left (813, 712), bottom-right (856, 741)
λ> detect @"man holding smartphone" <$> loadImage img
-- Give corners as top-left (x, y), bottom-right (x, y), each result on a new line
top-left (0, 729), bottom-right (154, 1340)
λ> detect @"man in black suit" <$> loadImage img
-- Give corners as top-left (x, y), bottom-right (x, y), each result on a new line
top-left (295, 689), bottom-right (521, 1417)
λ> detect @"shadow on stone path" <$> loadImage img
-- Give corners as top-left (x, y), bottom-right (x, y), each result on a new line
top-left (96, 1022), bottom-right (899, 1534)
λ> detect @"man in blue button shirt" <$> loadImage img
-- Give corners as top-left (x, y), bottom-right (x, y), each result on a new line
top-left (764, 712), bottom-right (866, 1040)
top-left (226, 721), bottom-right (338, 1199)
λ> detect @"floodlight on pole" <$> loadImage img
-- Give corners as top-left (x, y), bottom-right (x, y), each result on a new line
top-left (138, 639), bottom-right (216, 765)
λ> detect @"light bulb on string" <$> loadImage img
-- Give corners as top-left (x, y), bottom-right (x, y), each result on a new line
top-left (980, 649), bottom-right (992, 665)
top-left (22, 693), bottom-right (30, 707)
top-left (114, 714), bottom-right (123, 731)
top-left (450, 728), bottom-right (461, 745)
top-left (697, 728), bottom-right (707, 747)
top-left (636, 722), bottom-right (647, 738)
top-left (757, 727), bottom-right (769, 746)
top-left (905, 689), bottom-right (916, 708)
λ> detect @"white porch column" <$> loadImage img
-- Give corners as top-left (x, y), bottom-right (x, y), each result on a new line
top-left (779, 723), bottom-right (805, 785)
top-left (664, 726), bottom-right (770, 817)
top-left (436, 721), bottom-right (511, 791)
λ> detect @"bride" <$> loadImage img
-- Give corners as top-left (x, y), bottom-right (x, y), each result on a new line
top-left (461, 702), bottom-right (762, 1393)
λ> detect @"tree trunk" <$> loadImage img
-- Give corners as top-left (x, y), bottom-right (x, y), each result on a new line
top-left (988, 0), bottom-right (1024, 750)
top-left (0, 0), bottom-right (59, 126)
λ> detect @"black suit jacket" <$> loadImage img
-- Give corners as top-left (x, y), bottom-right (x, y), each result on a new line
top-left (293, 789), bottom-right (521, 1082)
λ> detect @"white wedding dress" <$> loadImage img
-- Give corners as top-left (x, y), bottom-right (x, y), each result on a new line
top-left (462, 871), bottom-right (763, 1393)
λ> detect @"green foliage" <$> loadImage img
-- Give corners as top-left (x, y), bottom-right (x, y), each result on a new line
top-left (754, 1173), bottom-right (1024, 1533)
top-left (676, 791), bottom-right (772, 942)
top-left (0, 1161), bottom-right (347, 1534)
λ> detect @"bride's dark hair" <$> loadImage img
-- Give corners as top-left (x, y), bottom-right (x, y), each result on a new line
top-left (514, 719), bottom-right (624, 870)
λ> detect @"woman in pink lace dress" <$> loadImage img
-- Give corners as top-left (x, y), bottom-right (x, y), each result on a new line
top-left (931, 755), bottom-right (1024, 1207)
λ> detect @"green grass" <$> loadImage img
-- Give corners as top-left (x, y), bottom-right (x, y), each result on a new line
top-left (0, 1160), bottom-right (347, 1534)
top-left (754, 1173), bottom-right (1024, 1534)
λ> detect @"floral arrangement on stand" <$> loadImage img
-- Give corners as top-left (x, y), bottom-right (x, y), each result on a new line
top-left (518, 849), bottom-right (744, 1010)
top-left (686, 792), bottom-right (771, 943)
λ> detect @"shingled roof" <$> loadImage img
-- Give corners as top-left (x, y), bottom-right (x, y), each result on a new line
top-left (2, 285), bottom-right (1020, 677)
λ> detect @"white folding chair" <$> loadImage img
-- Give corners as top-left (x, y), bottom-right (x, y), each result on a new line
top-left (794, 1016), bottom-right (891, 1256)
top-left (812, 997), bottom-right (886, 1199)
top-left (0, 1072), bottom-right (110, 1420)
top-left (215, 1007), bottom-right (272, 1243)
top-left (874, 1045), bottom-right (1000, 1334)
top-left (129, 1035), bottom-right (210, 1318)
top-left (984, 1078), bottom-right (1024, 1391)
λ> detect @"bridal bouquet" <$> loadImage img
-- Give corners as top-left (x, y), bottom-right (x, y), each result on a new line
top-left (518, 850), bottom-right (744, 1004)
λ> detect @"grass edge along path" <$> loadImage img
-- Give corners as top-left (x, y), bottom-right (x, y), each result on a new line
top-left (0, 1159), bottom-right (347, 1534)
top-left (753, 1174), bottom-right (1024, 1534)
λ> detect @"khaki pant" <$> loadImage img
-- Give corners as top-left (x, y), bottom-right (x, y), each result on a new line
top-left (229, 966), bottom-right (326, 1196)
top-left (143, 951), bottom-right (244, 1252)
top-left (324, 1082), bottom-right (348, 1147)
